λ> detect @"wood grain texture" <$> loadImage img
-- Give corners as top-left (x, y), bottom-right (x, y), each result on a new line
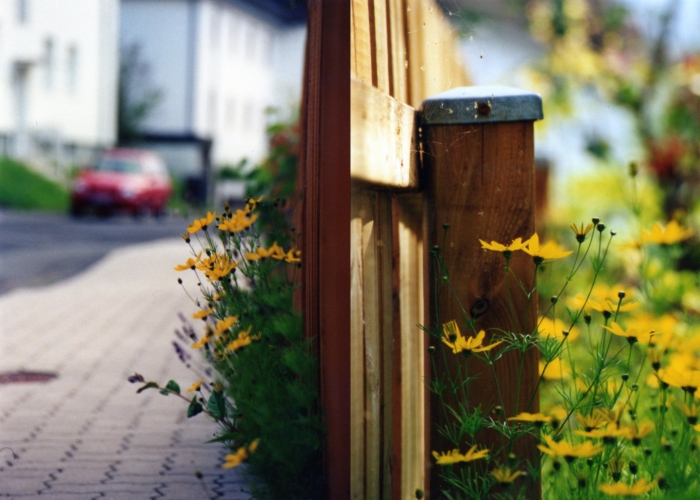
top-left (404, 0), bottom-right (470, 107)
top-left (423, 121), bottom-right (540, 497)
top-left (351, 78), bottom-right (419, 190)
top-left (398, 195), bottom-right (426, 499)
top-left (350, 194), bottom-right (366, 500)
top-left (352, 0), bottom-right (373, 83)
top-left (370, 0), bottom-right (390, 93)
top-left (301, 2), bottom-right (350, 498)
top-left (387, 0), bottom-right (407, 102)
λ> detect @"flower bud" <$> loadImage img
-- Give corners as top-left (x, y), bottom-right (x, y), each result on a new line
top-left (592, 217), bottom-right (600, 225)
top-left (427, 346), bottom-right (436, 355)
top-left (617, 291), bottom-right (626, 299)
top-left (442, 223), bottom-right (450, 230)
top-left (597, 223), bottom-right (606, 232)
top-left (629, 161), bottom-right (638, 177)
top-left (551, 295), bottom-right (558, 304)
top-left (629, 461), bottom-right (638, 475)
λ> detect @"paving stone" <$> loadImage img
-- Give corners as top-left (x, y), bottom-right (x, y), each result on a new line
top-left (0, 240), bottom-right (250, 499)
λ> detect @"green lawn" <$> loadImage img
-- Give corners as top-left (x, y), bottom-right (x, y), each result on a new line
top-left (0, 157), bottom-right (69, 212)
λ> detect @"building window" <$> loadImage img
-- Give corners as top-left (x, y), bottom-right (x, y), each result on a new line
top-left (17, 0), bottom-right (28, 23)
top-left (67, 45), bottom-right (78, 93)
top-left (44, 38), bottom-right (54, 90)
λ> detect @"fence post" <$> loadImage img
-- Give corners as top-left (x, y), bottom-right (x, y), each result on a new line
top-left (420, 86), bottom-right (543, 497)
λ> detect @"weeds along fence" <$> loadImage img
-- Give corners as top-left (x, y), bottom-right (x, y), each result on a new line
top-left (299, 1), bottom-right (540, 498)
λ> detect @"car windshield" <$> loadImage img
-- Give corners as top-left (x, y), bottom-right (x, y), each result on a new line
top-left (95, 159), bottom-right (142, 174)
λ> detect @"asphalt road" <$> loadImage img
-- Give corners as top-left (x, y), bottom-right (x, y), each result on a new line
top-left (0, 209), bottom-right (195, 295)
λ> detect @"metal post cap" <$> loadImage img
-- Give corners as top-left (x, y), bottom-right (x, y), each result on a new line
top-left (420, 85), bottom-right (544, 125)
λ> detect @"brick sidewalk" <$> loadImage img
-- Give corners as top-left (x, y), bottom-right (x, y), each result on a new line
top-left (0, 239), bottom-right (251, 499)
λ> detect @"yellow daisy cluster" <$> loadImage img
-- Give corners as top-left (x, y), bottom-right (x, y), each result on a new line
top-left (222, 439), bottom-right (259, 469)
top-left (479, 233), bottom-right (572, 262)
top-left (246, 242), bottom-right (301, 263)
top-left (217, 197), bottom-right (262, 233)
top-left (432, 445), bottom-right (489, 465)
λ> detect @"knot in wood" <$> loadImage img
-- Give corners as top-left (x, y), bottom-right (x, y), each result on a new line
top-left (470, 298), bottom-right (490, 319)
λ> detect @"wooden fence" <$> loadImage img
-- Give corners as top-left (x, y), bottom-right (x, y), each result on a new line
top-left (300, 1), bottom-right (541, 498)
top-left (350, 1), bottom-right (469, 498)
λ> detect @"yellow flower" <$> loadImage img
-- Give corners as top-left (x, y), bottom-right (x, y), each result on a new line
top-left (490, 467), bottom-right (524, 486)
top-left (192, 334), bottom-right (211, 349)
top-left (574, 422), bottom-right (630, 443)
top-left (539, 358), bottom-right (570, 380)
top-left (225, 326), bottom-right (261, 352)
top-left (623, 421), bottom-right (654, 445)
top-left (214, 316), bottom-right (237, 337)
top-left (478, 237), bottom-right (527, 253)
top-left (187, 211), bottom-right (216, 234)
top-left (537, 435), bottom-right (602, 461)
top-left (641, 220), bottom-right (692, 245)
top-left (285, 248), bottom-right (301, 263)
top-left (174, 252), bottom-right (202, 271)
top-left (222, 447), bottom-right (247, 469)
top-left (203, 254), bottom-right (238, 282)
top-left (658, 364), bottom-right (700, 395)
top-left (508, 412), bottom-right (552, 428)
top-left (246, 195), bottom-right (263, 212)
top-left (538, 317), bottom-right (578, 341)
top-left (569, 285), bottom-right (640, 315)
top-left (602, 322), bottom-right (654, 345)
top-left (576, 410), bottom-right (608, 432)
top-left (598, 478), bottom-right (656, 496)
top-left (191, 308), bottom-right (212, 320)
top-left (522, 233), bottom-right (573, 262)
top-left (570, 222), bottom-right (594, 242)
top-left (678, 401), bottom-right (700, 425)
top-left (441, 321), bottom-right (502, 356)
top-left (218, 208), bottom-right (258, 233)
top-left (246, 242), bottom-right (286, 261)
top-left (432, 445), bottom-right (489, 465)
top-left (187, 378), bottom-right (204, 393)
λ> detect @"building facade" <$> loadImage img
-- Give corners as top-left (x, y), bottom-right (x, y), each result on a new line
top-left (120, 0), bottom-right (306, 171)
top-left (0, 0), bottom-right (120, 169)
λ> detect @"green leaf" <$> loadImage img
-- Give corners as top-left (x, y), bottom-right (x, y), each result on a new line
top-left (206, 390), bottom-right (227, 419)
top-left (159, 390), bottom-right (169, 396)
top-left (165, 380), bottom-right (181, 394)
top-left (136, 382), bottom-right (159, 394)
top-left (187, 396), bottom-right (204, 418)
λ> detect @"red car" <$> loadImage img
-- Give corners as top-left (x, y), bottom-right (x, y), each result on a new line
top-left (71, 148), bottom-right (172, 217)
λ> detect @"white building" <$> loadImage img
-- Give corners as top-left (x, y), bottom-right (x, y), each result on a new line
top-left (0, 0), bottom-right (120, 168)
top-left (120, 0), bottom-right (306, 172)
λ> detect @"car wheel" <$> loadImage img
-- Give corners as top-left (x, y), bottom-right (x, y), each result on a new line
top-left (70, 202), bottom-right (85, 218)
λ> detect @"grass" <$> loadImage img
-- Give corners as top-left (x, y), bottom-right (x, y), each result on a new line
top-left (0, 157), bottom-right (69, 212)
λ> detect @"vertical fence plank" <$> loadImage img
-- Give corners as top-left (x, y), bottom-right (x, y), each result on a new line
top-left (398, 195), bottom-right (426, 499)
top-left (350, 193), bottom-right (366, 500)
top-left (377, 194), bottom-right (395, 500)
top-left (361, 193), bottom-right (382, 500)
top-left (301, 1), bottom-right (350, 498)
top-left (387, 0), bottom-right (407, 102)
top-left (352, 0), bottom-right (373, 84)
top-left (370, 0), bottom-right (390, 93)
top-left (423, 121), bottom-right (539, 496)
